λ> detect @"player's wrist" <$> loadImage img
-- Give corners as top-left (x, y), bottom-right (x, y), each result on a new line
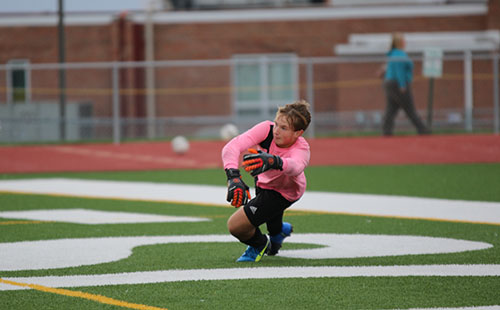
top-left (225, 168), bottom-right (241, 180)
top-left (274, 155), bottom-right (283, 170)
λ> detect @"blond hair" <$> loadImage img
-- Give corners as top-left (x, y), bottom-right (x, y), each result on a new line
top-left (276, 99), bottom-right (311, 131)
top-left (391, 32), bottom-right (405, 50)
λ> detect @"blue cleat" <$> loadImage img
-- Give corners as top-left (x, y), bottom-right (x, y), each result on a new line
top-left (268, 222), bottom-right (293, 256)
top-left (236, 237), bottom-right (270, 262)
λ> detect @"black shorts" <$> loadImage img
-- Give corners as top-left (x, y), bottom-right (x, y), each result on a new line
top-left (243, 187), bottom-right (293, 227)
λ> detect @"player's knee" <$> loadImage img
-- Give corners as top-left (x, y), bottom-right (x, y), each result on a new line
top-left (227, 218), bottom-right (251, 240)
top-left (227, 217), bottom-right (239, 237)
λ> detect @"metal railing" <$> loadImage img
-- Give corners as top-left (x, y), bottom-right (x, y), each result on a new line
top-left (0, 53), bottom-right (498, 144)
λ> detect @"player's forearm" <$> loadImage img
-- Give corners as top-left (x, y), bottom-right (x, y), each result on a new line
top-left (221, 142), bottom-right (240, 170)
top-left (281, 156), bottom-right (309, 177)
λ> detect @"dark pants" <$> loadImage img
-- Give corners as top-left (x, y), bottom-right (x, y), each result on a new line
top-left (240, 188), bottom-right (293, 248)
top-left (383, 80), bottom-right (428, 136)
top-left (243, 187), bottom-right (292, 236)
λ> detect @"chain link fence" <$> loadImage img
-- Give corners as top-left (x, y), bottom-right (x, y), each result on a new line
top-left (0, 53), bottom-right (498, 144)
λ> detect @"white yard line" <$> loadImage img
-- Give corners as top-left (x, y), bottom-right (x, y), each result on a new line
top-left (1, 264), bottom-right (499, 291)
top-left (1, 178), bottom-right (500, 225)
top-left (0, 234), bottom-right (490, 271)
top-left (402, 307), bottom-right (500, 310)
top-left (0, 209), bottom-right (208, 224)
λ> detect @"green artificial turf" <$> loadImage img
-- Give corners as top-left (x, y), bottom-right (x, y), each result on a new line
top-left (1, 163), bottom-right (499, 309)
top-left (2, 162), bottom-right (500, 201)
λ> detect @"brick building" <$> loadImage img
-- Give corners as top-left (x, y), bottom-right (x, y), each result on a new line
top-left (0, 0), bottom-right (499, 140)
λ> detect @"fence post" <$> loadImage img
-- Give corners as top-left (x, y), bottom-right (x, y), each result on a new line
top-left (306, 58), bottom-right (315, 138)
top-left (464, 50), bottom-right (473, 132)
top-left (58, 0), bottom-right (66, 142)
top-left (260, 56), bottom-right (269, 120)
top-left (5, 63), bottom-right (12, 143)
top-left (145, 2), bottom-right (156, 140)
top-left (112, 63), bottom-right (121, 145)
top-left (494, 53), bottom-right (499, 135)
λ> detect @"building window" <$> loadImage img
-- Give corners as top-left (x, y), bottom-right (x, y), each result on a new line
top-left (7, 59), bottom-right (31, 103)
top-left (232, 54), bottom-right (298, 121)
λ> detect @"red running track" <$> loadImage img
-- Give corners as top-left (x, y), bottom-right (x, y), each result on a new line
top-left (0, 134), bottom-right (499, 174)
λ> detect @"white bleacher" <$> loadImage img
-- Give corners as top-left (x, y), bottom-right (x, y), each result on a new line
top-left (334, 30), bottom-right (500, 55)
top-left (191, 0), bottom-right (310, 8)
top-left (331, 0), bottom-right (445, 6)
top-left (330, 0), bottom-right (486, 6)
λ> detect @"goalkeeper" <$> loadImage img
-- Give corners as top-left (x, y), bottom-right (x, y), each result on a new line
top-left (222, 100), bottom-right (311, 262)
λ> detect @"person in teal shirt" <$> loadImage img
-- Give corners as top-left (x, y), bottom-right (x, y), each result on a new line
top-left (381, 33), bottom-right (429, 136)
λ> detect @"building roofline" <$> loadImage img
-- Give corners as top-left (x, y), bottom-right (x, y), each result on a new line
top-left (134, 4), bottom-right (487, 24)
top-left (0, 13), bottom-right (117, 27)
top-left (0, 3), bottom-right (488, 27)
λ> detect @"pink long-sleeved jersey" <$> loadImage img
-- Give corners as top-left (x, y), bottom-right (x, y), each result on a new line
top-left (222, 120), bottom-right (310, 202)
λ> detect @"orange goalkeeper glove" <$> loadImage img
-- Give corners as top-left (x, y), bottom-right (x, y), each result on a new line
top-left (225, 168), bottom-right (251, 208)
top-left (242, 149), bottom-right (283, 177)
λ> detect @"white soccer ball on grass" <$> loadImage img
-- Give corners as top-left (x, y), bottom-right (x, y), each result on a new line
top-left (171, 135), bottom-right (190, 154)
top-left (220, 123), bottom-right (239, 141)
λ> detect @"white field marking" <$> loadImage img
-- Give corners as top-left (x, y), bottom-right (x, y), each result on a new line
top-left (1, 180), bottom-right (498, 308)
top-left (1, 264), bottom-right (499, 291)
top-left (0, 209), bottom-right (208, 225)
top-left (0, 234), bottom-right (491, 271)
top-left (1, 178), bottom-right (500, 225)
top-left (399, 307), bottom-right (500, 310)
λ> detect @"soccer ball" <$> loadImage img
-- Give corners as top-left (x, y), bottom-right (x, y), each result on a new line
top-left (171, 136), bottom-right (190, 154)
top-left (220, 123), bottom-right (239, 141)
